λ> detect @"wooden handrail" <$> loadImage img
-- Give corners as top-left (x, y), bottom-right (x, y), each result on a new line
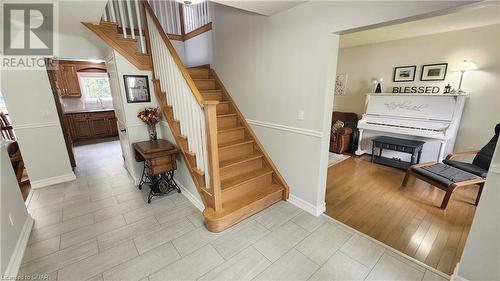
top-left (203, 101), bottom-right (222, 211)
top-left (142, 1), bottom-right (205, 106)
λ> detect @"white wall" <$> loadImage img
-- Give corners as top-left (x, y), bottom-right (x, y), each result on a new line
top-left (211, 1), bottom-right (474, 212)
top-left (1, 139), bottom-right (32, 276)
top-left (184, 30), bottom-right (214, 67)
top-left (456, 139), bottom-right (500, 281)
top-left (335, 24), bottom-right (500, 152)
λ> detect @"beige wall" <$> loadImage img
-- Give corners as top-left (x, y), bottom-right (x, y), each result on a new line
top-left (335, 24), bottom-right (500, 152)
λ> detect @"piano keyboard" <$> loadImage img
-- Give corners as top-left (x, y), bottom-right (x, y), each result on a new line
top-left (366, 122), bottom-right (445, 132)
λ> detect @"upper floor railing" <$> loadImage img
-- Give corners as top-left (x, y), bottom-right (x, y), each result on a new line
top-left (102, 0), bottom-right (211, 44)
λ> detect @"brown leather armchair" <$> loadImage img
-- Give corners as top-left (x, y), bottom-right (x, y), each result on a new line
top-left (330, 111), bottom-right (358, 154)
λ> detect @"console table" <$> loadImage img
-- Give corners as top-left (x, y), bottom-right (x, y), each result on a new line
top-left (133, 139), bottom-right (181, 203)
top-left (371, 136), bottom-right (425, 169)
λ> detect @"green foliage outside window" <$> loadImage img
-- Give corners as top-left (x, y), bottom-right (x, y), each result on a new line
top-left (82, 77), bottom-right (111, 98)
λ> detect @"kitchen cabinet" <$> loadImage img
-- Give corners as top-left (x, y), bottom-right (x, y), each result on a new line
top-left (65, 111), bottom-right (118, 142)
top-left (58, 63), bottom-right (81, 98)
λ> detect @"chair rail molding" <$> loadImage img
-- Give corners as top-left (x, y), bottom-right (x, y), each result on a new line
top-left (12, 121), bottom-right (60, 130)
top-left (245, 119), bottom-right (322, 138)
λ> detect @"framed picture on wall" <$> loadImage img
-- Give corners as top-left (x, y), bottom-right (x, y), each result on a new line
top-left (124, 75), bottom-right (151, 103)
top-left (421, 63), bottom-right (448, 81)
top-left (393, 66), bottom-right (416, 82)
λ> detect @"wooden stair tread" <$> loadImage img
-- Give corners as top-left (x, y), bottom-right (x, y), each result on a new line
top-left (205, 184), bottom-right (283, 219)
top-left (219, 139), bottom-right (253, 149)
top-left (221, 167), bottom-right (272, 190)
top-left (218, 126), bottom-right (244, 133)
top-left (219, 153), bottom-right (263, 168)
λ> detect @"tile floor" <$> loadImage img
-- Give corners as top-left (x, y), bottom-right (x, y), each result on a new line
top-left (20, 140), bottom-right (450, 281)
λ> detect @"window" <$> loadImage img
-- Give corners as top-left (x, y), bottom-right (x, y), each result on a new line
top-left (78, 72), bottom-right (112, 102)
top-left (0, 91), bottom-right (7, 113)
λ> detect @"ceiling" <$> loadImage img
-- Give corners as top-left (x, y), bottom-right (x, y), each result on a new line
top-left (340, 2), bottom-right (500, 48)
top-left (211, 0), bottom-right (306, 16)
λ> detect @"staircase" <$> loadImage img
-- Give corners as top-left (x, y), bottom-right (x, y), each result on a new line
top-left (83, 21), bottom-right (152, 70)
top-left (188, 66), bottom-right (288, 231)
top-left (85, 1), bottom-right (289, 232)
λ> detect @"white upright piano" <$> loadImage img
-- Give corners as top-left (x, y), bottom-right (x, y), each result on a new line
top-left (355, 93), bottom-right (467, 162)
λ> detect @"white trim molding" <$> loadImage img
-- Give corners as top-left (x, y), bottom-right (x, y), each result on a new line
top-left (287, 194), bottom-right (326, 216)
top-left (176, 178), bottom-right (204, 211)
top-left (4, 216), bottom-right (34, 278)
top-left (30, 172), bottom-right (76, 189)
top-left (450, 263), bottom-right (470, 281)
top-left (246, 119), bottom-right (322, 138)
top-left (13, 122), bottom-right (60, 130)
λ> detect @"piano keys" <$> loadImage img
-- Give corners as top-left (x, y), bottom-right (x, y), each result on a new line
top-left (355, 93), bottom-right (467, 162)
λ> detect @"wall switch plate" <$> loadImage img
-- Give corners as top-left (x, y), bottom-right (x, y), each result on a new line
top-left (297, 110), bottom-right (304, 120)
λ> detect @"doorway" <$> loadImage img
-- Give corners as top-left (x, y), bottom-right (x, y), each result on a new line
top-left (47, 58), bottom-right (122, 174)
top-left (0, 91), bottom-right (31, 201)
top-left (324, 3), bottom-right (500, 275)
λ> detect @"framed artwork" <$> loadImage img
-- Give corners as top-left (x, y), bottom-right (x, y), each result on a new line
top-left (123, 75), bottom-right (151, 103)
top-left (393, 66), bottom-right (416, 82)
top-left (335, 73), bottom-right (348, 96)
top-left (421, 63), bottom-right (448, 81)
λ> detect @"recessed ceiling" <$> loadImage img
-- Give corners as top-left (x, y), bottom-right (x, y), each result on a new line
top-left (211, 0), bottom-right (307, 16)
top-left (340, 2), bottom-right (500, 48)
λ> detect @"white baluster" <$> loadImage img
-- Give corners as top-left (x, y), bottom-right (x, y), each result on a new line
top-left (174, 1), bottom-right (181, 35)
top-left (103, 4), bottom-right (108, 22)
top-left (109, 0), bottom-right (117, 22)
top-left (126, 0), bottom-right (135, 39)
top-left (117, 0), bottom-right (127, 38)
top-left (134, 0), bottom-right (145, 53)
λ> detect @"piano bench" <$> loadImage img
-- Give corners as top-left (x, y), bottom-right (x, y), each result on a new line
top-left (402, 162), bottom-right (486, 209)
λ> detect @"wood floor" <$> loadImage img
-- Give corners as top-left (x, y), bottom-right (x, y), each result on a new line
top-left (325, 155), bottom-right (478, 275)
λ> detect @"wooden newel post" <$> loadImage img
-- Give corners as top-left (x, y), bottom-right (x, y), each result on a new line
top-left (203, 101), bottom-right (222, 211)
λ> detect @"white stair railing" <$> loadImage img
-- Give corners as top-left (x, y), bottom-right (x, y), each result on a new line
top-left (102, 0), bottom-right (146, 53)
top-left (146, 10), bottom-right (209, 185)
top-left (183, 0), bottom-right (210, 33)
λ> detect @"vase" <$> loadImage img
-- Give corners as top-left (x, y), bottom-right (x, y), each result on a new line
top-left (147, 123), bottom-right (157, 140)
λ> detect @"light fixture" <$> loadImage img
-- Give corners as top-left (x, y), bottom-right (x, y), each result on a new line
top-left (456, 60), bottom-right (478, 91)
top-left (177, 0), bottom-right (205, 5)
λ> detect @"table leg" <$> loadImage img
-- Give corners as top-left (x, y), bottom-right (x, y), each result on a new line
top-left (371, 144), bottom-right (375, 162)
top-left (417, 150), bottom-right (422, 164)
top-left (138, 161), bottom-right (147, 190)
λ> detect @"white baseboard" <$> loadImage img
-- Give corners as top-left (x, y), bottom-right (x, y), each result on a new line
top-left (450, 263), bottom-right (470, 281)
top-left (287, 194), bottom-right (326, 216)
top-left (175, 178), bottom-right (204, 211)
top-left (4, 216), bottom-right (34, 278)
top-left (30, 172), bottom-right (76, 189)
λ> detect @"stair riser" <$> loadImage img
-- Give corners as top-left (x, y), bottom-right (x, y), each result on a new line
top-left (201, 91), bottom-right (222, 101)
top-left (220, 157), bottom-right (264, 181)
top-left (217, 115), bottom-right (238, 129)
top-left (222, 173), bottom-right (273, 205)
top-left (218, 129), bottom-right (245, 145)
top-left (188, 68), bottom-right (210, 79)
top-left (216, 103), bottom-right (230, 115)
top-left (219, 143), bottom-right (254, 162)
top-left (194, 80), bottom-right (217, 90)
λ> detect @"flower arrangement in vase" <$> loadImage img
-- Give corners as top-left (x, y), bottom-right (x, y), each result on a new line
top-left (137, 107), bottom-right (160, 140)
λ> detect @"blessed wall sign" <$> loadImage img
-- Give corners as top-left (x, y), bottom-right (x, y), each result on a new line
top-left (392, 86), bottom-right (441, 94)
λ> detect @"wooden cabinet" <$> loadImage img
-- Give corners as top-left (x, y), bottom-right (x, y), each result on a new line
top-left (65, 111), bottom-right (118, 142)
top-left (58, 63), bottom-right (81, 98)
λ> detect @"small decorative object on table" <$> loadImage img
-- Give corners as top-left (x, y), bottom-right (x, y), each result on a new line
top-left (133, 139), bottom-right (181, 203)
top-left (137, 107), bottom-right (160, 140)
top-left (372, 78), bottom-right (383, 93)
top-left (444, 84), bottom-right (451, 94)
